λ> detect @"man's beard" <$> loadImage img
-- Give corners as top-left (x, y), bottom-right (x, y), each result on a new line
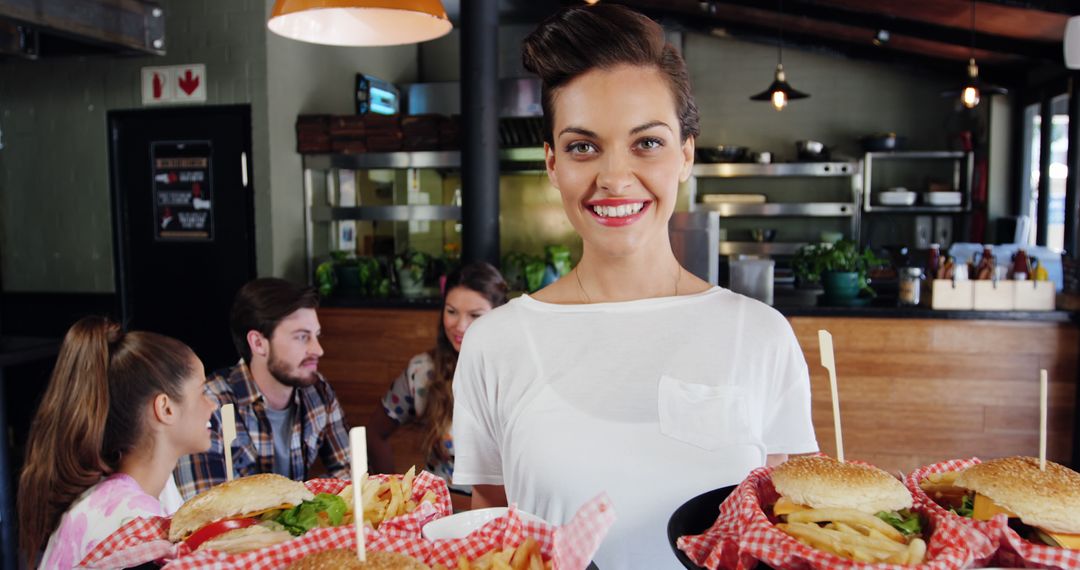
top-left (267, 350), bottom-right (318, 388)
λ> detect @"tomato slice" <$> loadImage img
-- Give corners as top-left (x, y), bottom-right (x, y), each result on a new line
top-left (183, 517), bottom-right (259, 551)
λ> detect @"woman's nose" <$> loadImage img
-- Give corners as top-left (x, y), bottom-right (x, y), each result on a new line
top-left (596, 152), bottom-right (634, 194)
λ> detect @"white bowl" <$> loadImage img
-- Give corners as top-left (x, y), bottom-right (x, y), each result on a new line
top-left (878, 189), bottom-right (917, 206)
top-left (421, 507), bottom-right (546, 540)
top-left (924, 191), bottom-right (962, 206)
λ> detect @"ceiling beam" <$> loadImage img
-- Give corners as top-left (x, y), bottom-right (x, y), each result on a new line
top-left (977, 0), bottom-right (1079, 15)
top-left (707, 0), bottom-right (1062, 62)
top-left (0, 0), bottom-right (165, 56)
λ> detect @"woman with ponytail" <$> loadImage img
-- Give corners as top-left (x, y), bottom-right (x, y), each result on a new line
top-left (366, 262), bottom-right (507, 505)
top-left (18, 316), bottom-right (217, 569)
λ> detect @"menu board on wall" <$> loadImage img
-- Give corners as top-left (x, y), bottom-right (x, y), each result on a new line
top-left (151, 141), bottom-right (214, 241)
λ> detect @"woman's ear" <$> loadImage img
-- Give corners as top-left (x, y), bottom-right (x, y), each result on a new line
top-left (679, 136), bottom-right (696, 182)
top-left (153, 393), bottom-right (178, 425)
top-left (544, 142), bottom-right (560, 189)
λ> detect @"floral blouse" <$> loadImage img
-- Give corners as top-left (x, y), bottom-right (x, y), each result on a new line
top-left (381, 352), bottom-right (465, 491)
top-left (39, 473), bottom-right (165, 569)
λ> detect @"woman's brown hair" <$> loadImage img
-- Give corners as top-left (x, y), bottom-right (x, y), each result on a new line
top-left (522, 4), bottom-right (701, 145)
top-left (18, 316), bottom-right (198, 560)
top-left (423, 262), bottom-right (508, 459)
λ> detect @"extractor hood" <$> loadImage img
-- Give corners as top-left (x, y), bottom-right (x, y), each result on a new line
top-left (0, 0), bottom-right (165, 59)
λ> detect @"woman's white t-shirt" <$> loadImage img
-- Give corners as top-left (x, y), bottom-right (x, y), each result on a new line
top-left (452, 287), bottom-right (818, 569)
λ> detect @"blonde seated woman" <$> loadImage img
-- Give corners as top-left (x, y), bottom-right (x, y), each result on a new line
top-left (366, 262), bottom-right (507, 509)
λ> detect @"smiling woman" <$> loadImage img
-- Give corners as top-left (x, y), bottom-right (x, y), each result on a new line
top-left (448, 4), bottom-right (820, 569)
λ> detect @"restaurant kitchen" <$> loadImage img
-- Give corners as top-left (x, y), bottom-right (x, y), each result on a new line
top-left (0, 1), bottom-right (1079, 569)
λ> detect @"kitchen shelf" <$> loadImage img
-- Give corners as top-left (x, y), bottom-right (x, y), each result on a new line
top-left (301, 147), bottom-right (545, 171)
top-left (863, 206), bottom-right (966, 214)
top-left (310, 205), bottom-right (461, 222)
top-left (864, 151), bottom-right (966, 161)
top-left (862, 151), bottom-right (973, 214)
top-left (719, 241), bottom-right (806, 256)
top-left (692, 161), bottom-right (860, 178)
top-left (696, 202), bottom-right (856, 217)
top-left (686, 159), bottom-right (862, 247)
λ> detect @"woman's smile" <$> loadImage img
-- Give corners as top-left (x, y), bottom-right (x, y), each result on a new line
top-left (584, 198), bottom-right (652, 226)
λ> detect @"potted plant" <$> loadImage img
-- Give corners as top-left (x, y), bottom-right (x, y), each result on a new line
top-left (394, 250), bottom-right (432, 299)
top-left (792, 240), bottom-right (884, 305)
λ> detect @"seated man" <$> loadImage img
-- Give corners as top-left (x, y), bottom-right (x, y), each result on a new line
top-left (174, 278), bottom-right (350, 499)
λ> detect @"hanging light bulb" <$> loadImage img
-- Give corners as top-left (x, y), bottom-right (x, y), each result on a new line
top-left (772, 89), bottom-right (787, 111)
top-left (961, 58), bottom-right (981, 109)
top-left (749, 0), bottom-right (809, 110)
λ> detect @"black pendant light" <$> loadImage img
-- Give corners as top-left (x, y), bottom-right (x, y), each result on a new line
top-left (750, 0), bottom-right (809, 111)
top-left (948, 0), bottom-right (1006, 108)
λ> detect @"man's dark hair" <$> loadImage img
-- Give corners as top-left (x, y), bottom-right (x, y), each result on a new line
top-left (230, 278), bottom-right (320, 362)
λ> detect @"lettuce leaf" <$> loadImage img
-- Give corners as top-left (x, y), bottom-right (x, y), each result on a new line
top-left (273, 493), bottom-right (348, 536)
top-left (949, 494), bottom-right (975, 518)
top-left (875, 509), bottom-right (923, 536)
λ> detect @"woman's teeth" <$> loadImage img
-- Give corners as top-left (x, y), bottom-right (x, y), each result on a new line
top-left (591, 203), bottom-right (644, 217)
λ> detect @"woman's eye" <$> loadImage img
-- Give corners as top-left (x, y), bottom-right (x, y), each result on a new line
top-left (566, 141), bottom-right (597, 155)
top-left (637, 137), bottom-right (664, 151)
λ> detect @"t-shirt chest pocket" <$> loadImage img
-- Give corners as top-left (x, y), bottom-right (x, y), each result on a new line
top-left (657, 375), bottom-right (752, 451)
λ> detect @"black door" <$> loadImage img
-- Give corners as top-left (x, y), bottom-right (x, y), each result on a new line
top-left (108, 105), bottom-right (255, 370)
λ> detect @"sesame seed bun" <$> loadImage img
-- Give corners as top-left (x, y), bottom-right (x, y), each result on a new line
top-left (771, 456), bottom-right (913, 514)
top-left (954, 456), bottom-right (1080, 535)
top-left (285, 549), bottom-right (431, 570)
top-left (169, 474), bottom-right (315, 542)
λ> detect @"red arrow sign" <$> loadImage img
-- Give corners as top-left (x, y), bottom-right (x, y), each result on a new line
top-left (178, 70), bottom-right (200, 95)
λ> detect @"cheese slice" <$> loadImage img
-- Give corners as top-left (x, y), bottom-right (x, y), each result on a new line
top-left (773, 496), bottom-right (811, 516)
top-left (1044, 531), bottom-right (1080, 550)
top-left (971, 494), bottom-right (1017, 520)
top-left (243, 503), bottom-right (295, 519)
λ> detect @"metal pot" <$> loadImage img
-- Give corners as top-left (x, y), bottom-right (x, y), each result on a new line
top-left (795, 139), bottom-right (830, 161)
top-left (697, 145), bottom-right (749, 163)
top-left (860, 132), bottom-right (906, 152)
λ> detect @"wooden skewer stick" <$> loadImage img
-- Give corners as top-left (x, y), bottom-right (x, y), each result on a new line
top-left (350, 427), bottom-right (367, 562)
top-left (221, 404), bottom-right (237, 482)
top-left (819, 330), bottom-right (844, 463)
top-left (1040, 369), bottom-right (1048, 471)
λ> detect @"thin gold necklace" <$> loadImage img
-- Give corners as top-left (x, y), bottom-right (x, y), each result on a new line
top-left (575, 265), bottom-right (682, 304)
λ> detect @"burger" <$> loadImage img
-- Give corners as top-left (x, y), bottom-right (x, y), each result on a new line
top-left (169, 473), bottom-right (349, 554)
top-left (921, 456), bottom-right (1080, 549)
top-left (770, 456), bottom-right (927, 564)
top-left (285, 548), bottom-right (430, 570)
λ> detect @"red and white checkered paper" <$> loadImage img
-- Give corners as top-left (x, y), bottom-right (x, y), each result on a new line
top-left (78, 472), bottom-right (451, 570)
top-left (677, 460), bottom-right (991, 570)
top-left (423, 493), bottom-right (615, 570)
top-left (907, 458), bottom-right (1080, 570)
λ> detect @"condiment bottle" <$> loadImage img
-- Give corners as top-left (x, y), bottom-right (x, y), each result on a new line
top-left (927, 244), bottom-right (941, 280)
top-left (1033, 258), bottom-right (1049, 281)
top-left (1011, 249), bottom-right (1031, 280)
top-left (898, 267), bottom-right (923, 306)
top-left (975, 246), bottom-right (995, 280)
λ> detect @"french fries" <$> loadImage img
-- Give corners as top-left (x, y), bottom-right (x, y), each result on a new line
top-left (432, 538), bottom-right (551, 570)
top-left (337, 466), bottom-right (438, 528)
top-left (777, 507), bottom-right (927, 565)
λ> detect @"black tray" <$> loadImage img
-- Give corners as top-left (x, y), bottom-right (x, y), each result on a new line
top-left (667, 486), bottom-right (736, 570)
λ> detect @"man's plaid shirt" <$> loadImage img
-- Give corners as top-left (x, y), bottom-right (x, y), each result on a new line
top-left (173, 361), bottom-right (351, 499)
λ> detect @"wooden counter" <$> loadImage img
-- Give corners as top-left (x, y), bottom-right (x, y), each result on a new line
top-left (319, 307), bottom-right (1078, 475)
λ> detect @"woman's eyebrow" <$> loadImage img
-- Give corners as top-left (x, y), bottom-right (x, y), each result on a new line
top-left (558, 126), bottom-right (598, 138)
top-left (630, 120), bottom-right (673, 135)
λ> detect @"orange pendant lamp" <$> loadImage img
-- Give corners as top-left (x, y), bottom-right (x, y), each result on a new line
top-left (268, 0), bottom-right (452, 46)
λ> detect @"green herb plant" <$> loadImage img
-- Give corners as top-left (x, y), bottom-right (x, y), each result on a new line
top-left (791, 240), bottom-right (884, 295)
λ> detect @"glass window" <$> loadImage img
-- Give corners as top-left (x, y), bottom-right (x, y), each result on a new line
top-left (1023, 95), bottom-right (1069, 252)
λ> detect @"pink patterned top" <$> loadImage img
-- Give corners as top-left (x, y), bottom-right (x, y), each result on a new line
top-left (38, 473), bottom-right (164, 570)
